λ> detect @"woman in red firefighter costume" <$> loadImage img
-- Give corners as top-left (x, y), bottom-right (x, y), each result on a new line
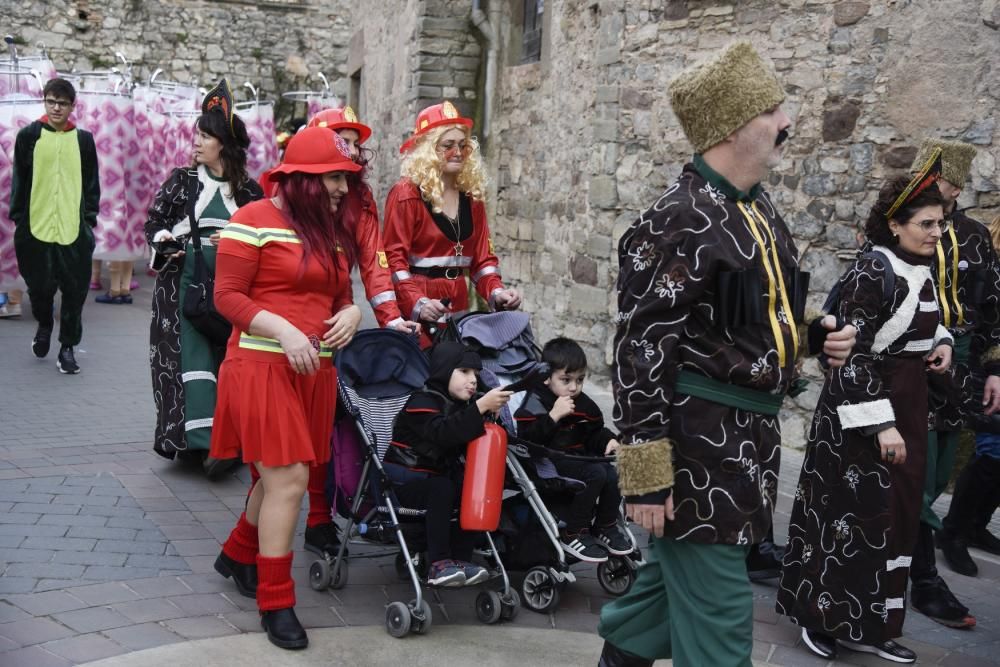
top-left (248, 107), bottom-right (421, 561)
top-left (383, 101), bottom-right (521, 347)
top-left (210, 127), bottom-right (363, 650)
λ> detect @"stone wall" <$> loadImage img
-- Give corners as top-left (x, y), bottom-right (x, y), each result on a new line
top-left (484, 0), bottom-right (1000, 445)
top-left (349, 0), bottom-right (483, 206)
top-left (0, 0), bottom-right (351, 124)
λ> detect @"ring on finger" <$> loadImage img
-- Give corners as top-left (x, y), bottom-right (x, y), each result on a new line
top-left (887, 450), bottom-right (896, 459)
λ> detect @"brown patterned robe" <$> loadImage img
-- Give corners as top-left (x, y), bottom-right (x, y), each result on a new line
top-left (614, 158), bottom-right (802, 545)
top-left (777, 247), bottom-right (952, 643)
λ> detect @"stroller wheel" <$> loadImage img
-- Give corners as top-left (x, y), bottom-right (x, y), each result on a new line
top-left (500, 589), bottom-right (520, 621)
top-left (330, 558), bottom-right (348, 590)
top-left (385, 601), bottom-right (412, 638)
top-left (409, 598), bottom-right (433, 634)
top-left (598, 556), bottom-right (635, 596)
top-left (309, 558), bottom-right (331, 591)
top-left (521, 566), bottom-right (560, 614)
top-left (475, 590), bottom-right (503, 624)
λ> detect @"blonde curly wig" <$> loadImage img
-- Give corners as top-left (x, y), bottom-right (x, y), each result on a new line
top-left (400, 124), bottom-right (488, 213)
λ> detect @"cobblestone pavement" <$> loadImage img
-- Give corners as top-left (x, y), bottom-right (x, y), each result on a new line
top-left (0, 273), bottom-right (999, 666)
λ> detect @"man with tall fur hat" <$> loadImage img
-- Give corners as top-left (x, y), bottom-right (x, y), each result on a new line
top-left (596, 42), bottom-right (856, 666)
top-left (913, 139), bottom-right (1000, 620)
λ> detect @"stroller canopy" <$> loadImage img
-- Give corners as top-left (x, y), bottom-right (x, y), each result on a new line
top-left (456, 311), bottom-right (539, 375)
top-left (336, 329), bottom-right (429, 399)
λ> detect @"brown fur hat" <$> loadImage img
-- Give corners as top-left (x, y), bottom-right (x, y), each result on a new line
top-left (669, 41), bottom-right (785, 153)
top-left (911, 138), bottom-right (977, 187)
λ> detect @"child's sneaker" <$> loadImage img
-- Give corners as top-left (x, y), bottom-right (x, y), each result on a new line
top-left (595, 521), bottom-right (633, 556)
top-left (427, 560), bottom-right (466, 587)
top-left (560, 529), bottom-right (608, 563)
top-left (458, 561), bottom-right (489, 586)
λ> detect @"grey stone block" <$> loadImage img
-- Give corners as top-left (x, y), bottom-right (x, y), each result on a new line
top-left (21, 536), bottom-right (96, 551)
top-left (67, 526), bottom-right (138, 541)
top-left (0, 616), bottom-right (76, 646)
top-left (52, 493), bottom-right (119, 507)
top-left (167, 592), bottom-right (239, 615)
top-left (51, 606), bottom-right (132, 633)
top-left (105, 516), bottom-right (157, 530)
top-left (0, 547), bottom-right (56, 563)
top-left (37, 514), bottom-right (108, 528)
top-left (11, 503), bottom-right (80, 516)
top-left (123, 554), bottom-right (190, 570)
top-left (3, 563), bottom-right (85, 579)
top-left (101, 622), bottom-right (184, 651)
top-left (163, 614), bottom-right (240, 639)
top-left (111, 597), bottom-right (186, 623)
top-left (63, 581), bottom-right (139, 605)
top-left (0, 645), bottom-right (74, 667)
top-left (80, 565), bottom-right (161, 580)
top-left (0, 600), bottom-right (32, 623)
top-left (52, 550), bottom-right (127, 566)
top-left (36, 632), bottom-right (128, 663)
top-left (0, 577), bottom-right (36, 594)
top-left (123, 576), bottom-right (192, 598)
top-left (4, 590), bottom-right (89, 616)
top-left (0, 491), bottom-right (53, 503)
top-left (93, 539), bottom-right (167, 555)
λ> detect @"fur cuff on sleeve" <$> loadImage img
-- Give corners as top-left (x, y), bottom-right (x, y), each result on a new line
top-left (617, 438), bottom-right (674, 496)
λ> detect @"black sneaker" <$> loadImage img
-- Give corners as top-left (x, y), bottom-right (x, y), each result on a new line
top-left (800, 628), bottom-right (837, 660)
top-left (560, 529), bottom-right (608, 563)
top-left (304, 522), bottom-right (344, 556)
top-left (911, 577), bottom-right (976, 628)
top-left (56, 345), bottom-right (80, 374)
top-left (32, 325), bottom-right (53, 358)
top-left (938, 532), bottom-right (978, 577)
top-left (595, 521), bottom-right (633, 555)
top-left (838, 639), bottom-right (916, 664)
top-left (971, 527), bottom-right (1000, 555)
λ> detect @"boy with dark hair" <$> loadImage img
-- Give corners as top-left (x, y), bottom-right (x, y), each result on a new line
top-left (10, 77), bottom-right (100, 374)
top-left (515, 337), bottom-right (630, 563)
top-left (383, 341), bottom-right (512, 587)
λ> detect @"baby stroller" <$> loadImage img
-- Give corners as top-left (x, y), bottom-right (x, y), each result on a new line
top-left (451, 311), bottom-right (644, 613)
top-left (307, 328), bottom-right (520, 637)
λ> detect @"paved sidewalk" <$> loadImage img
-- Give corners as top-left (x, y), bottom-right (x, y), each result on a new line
top-left (0, 273), bottom-right (998, 666)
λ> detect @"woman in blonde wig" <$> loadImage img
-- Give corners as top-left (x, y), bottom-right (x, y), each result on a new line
top-left (383, 101), bottom-right (520, 347)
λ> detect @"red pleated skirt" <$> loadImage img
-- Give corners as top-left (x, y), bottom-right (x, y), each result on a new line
top-left (210, 351), bottom-right (336, 467)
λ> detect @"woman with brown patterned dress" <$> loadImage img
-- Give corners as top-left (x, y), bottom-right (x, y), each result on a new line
top-left (778, 164), bottom-right (953, 665)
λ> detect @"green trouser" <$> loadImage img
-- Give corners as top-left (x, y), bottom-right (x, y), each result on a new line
top-left (921, 429), bottom-right (960, 530)
top-left (598, 536), bottom-right (753, 667)
top-left (921, 337), bottom-right (970, 530)
top-left (178, 240), bottom-right (224, 452)
top-left (13, 221), bottom-right (94, 346)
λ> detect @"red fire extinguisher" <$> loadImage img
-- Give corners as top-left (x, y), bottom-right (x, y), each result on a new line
top-left (461, 422), bottom-right (508, 531)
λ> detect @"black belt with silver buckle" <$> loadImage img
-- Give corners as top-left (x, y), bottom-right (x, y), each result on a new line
top-left (410, 266), bottom-right (464, 280)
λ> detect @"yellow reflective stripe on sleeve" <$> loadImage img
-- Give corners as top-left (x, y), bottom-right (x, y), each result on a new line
top-left (220, 222), bottom-right (261, 246)
top-left (256, 228), bottom-right (302, 246)
top-left (935, 241), bottom-right (952, 328)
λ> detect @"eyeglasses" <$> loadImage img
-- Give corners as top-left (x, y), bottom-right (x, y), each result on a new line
top-left (906, 219), bottom-right (952, 234)
top-left (436, 142), bottom-right (471, 155)
top-left (44, 99), bottom-right (72, 109)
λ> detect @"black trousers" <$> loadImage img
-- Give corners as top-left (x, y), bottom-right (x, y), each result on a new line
top-left (14, 223), bottom-right (94, 347)
top-left (553, 458), bottom-right (622, 533)
top-left (389, 469), bottom-right (478, 564)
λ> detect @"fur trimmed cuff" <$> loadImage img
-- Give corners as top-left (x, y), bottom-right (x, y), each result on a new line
top-left (617, 438), bottom-right (674, 496)
top-left (981, 345), bottom-right (1000, 370)
top-left (837, 398), bottom-right (895, 430)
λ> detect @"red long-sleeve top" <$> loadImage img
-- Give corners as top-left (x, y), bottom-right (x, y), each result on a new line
top-left (214, 199), bottom-right (353, 358)
top-left (356, 184), bottom-right (404, 328)
top-left (382, 179), bottom-right (505, 322)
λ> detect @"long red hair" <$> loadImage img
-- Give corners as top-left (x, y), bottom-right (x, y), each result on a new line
top-left (274, 172), bottom-right (362, 274)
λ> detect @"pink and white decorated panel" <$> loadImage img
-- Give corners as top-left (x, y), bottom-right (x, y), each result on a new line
top-left (237, 101), bottom-right (278, 180)
top-left (0, 100), bottom-right (44, 290)
top-left (73, 91), bottom-right (144, 261)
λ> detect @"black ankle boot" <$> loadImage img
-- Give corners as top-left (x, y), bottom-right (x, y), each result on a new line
top-left (938, 530), bottom-right (978, 577)
top-left (261, 607), bottom-right (308, 650)
top-left (598, 640), bottom-right (654, 667)
top-left (746, 538), bottom-right (785, 582)
top-left (214, 552), bottom-right (258, 598)
top-left (911, 576), bottom-right (976, 628)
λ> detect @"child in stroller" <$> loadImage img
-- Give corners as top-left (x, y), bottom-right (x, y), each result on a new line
top-left (514, 337), bottom-right (631, 563)
top-left (383, 341), bottom-right (513, 587)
